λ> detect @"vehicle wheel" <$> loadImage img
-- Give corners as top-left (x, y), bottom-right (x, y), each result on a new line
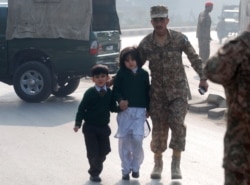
top-left (52, 78), bottom-right (80, 97)
top-left (13, 61), bottom-right (52, 102)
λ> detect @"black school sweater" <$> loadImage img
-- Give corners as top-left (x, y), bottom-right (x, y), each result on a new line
top-left (75, 87), bottom-right (118, 127)
top-left (113, 68), bottom-right (150, 111)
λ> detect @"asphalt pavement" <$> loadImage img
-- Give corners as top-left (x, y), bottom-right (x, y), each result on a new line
top-left (0, 78), bottom-right (226, 185)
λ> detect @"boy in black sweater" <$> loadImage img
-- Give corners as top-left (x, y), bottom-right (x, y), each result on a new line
top-left (74, 64), bottom-right (118, 182)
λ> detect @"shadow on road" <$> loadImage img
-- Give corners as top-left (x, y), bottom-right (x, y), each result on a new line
top-left (82, 179), bottom-right (182, 185)
top-left (0, 95), bottom-right (80, 127)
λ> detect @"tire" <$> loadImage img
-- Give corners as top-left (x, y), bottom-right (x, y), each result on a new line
top-left (13, 61), bottom-right (52, 102)
top-left (52, 78), bottom-right (80, 97)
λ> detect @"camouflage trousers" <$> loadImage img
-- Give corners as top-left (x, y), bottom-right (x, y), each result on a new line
top-left (198, 38), bottom-right (210, 62)
top-left (224, 168), bottom-right (250, 185)
top-left (149, 90), bottom-right (187, 153)
top-left (223, 125), bottom-right (250, 185)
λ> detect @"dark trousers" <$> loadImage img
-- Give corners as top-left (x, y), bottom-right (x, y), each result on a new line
top-left (82, 123), bottom-right (111, 177)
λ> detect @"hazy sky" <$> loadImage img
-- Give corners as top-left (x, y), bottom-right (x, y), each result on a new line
top-left (140, 0), bottom-right (240, 24)
top-left (1, 0), bottom-right (241, 26)
top-left (118, 0), bottom-right (240, 23)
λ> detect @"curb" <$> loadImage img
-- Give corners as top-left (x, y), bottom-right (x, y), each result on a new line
top-left (189, 94), bottom-right (227, 119)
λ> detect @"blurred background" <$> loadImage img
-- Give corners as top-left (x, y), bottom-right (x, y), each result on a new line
top-left (116, 0), bottom-right (240, 29)
top-left (0, 0), bottom-right (241, 29)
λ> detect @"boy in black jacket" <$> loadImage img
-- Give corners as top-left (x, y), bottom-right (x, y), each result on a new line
top-left (74, 64), bottom-right (118, 182)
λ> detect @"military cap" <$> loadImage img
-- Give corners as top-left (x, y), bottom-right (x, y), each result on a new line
top-left (150, 5), bottom-right (168, 19)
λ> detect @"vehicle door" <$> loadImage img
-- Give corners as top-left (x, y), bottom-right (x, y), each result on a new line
top-left (0, 4), bottom-right (8, 75)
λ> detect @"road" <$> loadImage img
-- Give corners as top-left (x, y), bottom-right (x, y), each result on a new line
top-left (0, 31), bottom-right (227, 185)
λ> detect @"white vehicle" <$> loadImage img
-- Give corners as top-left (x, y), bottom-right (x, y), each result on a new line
top-left (216, 5), bottom-right (239, 43)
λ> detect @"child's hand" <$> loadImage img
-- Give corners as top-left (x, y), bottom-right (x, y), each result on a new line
top-left (119, 100), bottom-right (128, 110)
top-left (73, 126), bottom-right (80, 132)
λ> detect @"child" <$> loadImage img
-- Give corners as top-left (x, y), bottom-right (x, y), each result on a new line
top-left (113, 46), bottom-right (150, 180)
top-left (73, 64), bottom-right (119, 182)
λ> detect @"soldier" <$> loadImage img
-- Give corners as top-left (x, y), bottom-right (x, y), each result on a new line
top-left (196, 2), bottom-right (213, 62)
top-left (204, 25), bottom-right (250, 185)
top-left (137, 5), bottom-right (208, 180)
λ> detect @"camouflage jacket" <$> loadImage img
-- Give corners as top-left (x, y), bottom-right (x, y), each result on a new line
top-left (138, 29), bottom-right (204, 101)
top-left (204, 32), bottom-right (250, 173)
top-left (196, 10), bottom-right (211, 39)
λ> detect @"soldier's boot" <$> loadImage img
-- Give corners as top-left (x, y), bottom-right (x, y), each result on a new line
top-left (150, 154), bottom-right (163, 179)
top-left (171, 156), bottom-right (182, 179)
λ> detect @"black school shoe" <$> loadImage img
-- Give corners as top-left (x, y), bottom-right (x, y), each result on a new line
top-left (132, 171), bottom-right (139, 178)
top-left (122, 174), bottom-right (130, 180)
top-left (90, 176), bottom-right (101, 182)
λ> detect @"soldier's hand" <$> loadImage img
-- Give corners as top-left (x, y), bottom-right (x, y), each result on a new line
top-left (199, 80), bottom-right (209, 94)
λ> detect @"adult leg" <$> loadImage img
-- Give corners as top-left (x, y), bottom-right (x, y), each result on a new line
top-left (150, 112), bottom-right (168, 179)
top-left (150, 88), bottom-right (169, 179)
top-left (198, 39), bottom-right (210, 62)
top-left (224, 168), bottom-right (245, 185)
top-left (198, 39), bottom-right (203, 60)
top-left (168, 98), bottom-right (188, 179)
top-left (203, 39), bottom-right (210, 62)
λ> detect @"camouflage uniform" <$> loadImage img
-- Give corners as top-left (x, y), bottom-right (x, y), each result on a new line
top-left (138, 29), bottom-right (205, 153)
top-left (196, 10), bottom-right (212, 62)
top-left (204, 32), bottom-right (250, 185)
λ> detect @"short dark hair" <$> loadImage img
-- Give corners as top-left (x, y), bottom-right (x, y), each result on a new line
top-left (91, 64), bottom-right (109, 76)
top-left (119, 46), bottom-right (142, 68)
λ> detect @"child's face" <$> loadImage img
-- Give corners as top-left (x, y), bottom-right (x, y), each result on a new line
top-left (92, 73), bottom-right (109, 87)
top-left (124, 55), bottom-right (137, 70)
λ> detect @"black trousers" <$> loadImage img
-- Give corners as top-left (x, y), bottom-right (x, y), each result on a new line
top-left (82, 123), bottom-right (111, 177)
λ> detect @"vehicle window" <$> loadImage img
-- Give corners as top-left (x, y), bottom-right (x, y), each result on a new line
top-left (33, 0), bottom-right (61, 2)
top-left (223, 11), bottom-right (239, 20)
top-left (0, 7), bottom-right (7, 34)
top-left (92, 0), bottom-right (120, 32)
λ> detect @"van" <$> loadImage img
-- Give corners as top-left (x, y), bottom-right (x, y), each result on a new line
top-left (0, 0), bottom-right (121, 102)
top-left (216, 5), bottom-right (239, 43)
